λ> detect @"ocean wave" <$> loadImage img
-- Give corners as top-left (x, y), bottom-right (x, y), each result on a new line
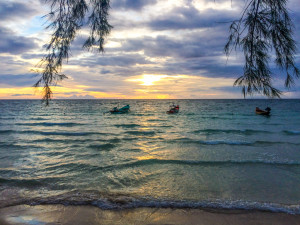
top-left (0, 143), bottom-right (41, 150)
top-left (0, 177), bottom-right (64, 188)
top-left (27, 138), bottom-right (71, 143)
top-left (170, 138), bottom-right (299, 146)
top-left (107, 138), bottom-right (122, 143)
top-left (4, 158), bottom-right (294, 178)
top-left (0, 117), bottom-right (16, 121)
top-left (198, 140), bottom-right (300, 146)
top-left (198, 140), bottom-right (252, 145)
top-left (0, 130), bottom-right (109, 136)
top-left (284, 130), bottom-right (300, 135)
top-left (200, 116), bottom-right (233, 120)
top-left (16, 122), bottom-right (83, 127)
top-left (108, 159), bottom-right (300, 171)
top-left (10, 158), bottom-right (297, 179)
top-left (146, 119), bottom-right (167, 122)
top-left (114, 124), bottom-right (141, 128)
top-left (1, 191), bottom-right (300, 214)
top-left (154, 125), bottom-right (173, 128)
top-left (0, 130), bottom-right (14, 134)
top-left (26, 137), bottom-right (131, 144)
top-left (33, 131), bottom-right (106, 136)
top-left (126, 130), bottom-right (157, 136)
top-left (192, 129), bottom-right (273, 135)
top-left (122, 137), bottom-right (140, 141)
top-left (88, 143), bottom-right (116, 151)
top-left (254, 140), bottom-right (300, 146)
top-left (29, 117), bottom-right (49, 121)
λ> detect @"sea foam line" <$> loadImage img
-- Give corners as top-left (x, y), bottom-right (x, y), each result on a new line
top-left (170, 138), bottom-right (299, 146)
top-left (102, 159), bottom-right (300, 171)
top-left (3, 193), bottom-right (300, 214)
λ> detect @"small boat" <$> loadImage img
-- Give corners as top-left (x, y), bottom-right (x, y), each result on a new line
top-left (110, 105), bottom-right (130, 114)
top-left (255, 107), bottom-right (271, 115)
top-left (167, 104), bottom-right (179, 114)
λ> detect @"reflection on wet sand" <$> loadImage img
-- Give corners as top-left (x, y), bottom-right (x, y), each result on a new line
top-left (1, 205), bottom-right (300, 225)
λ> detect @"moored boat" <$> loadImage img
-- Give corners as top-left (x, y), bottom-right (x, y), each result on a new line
top-left (110, 105), bottom-right (130, 114)
top-left (255, 107), bottom-right (271, 115)
top-left (167, 104), bottom-right (179, 114)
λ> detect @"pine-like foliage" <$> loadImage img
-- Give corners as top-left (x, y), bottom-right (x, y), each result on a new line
top-left (35, 0), bottom-right (112, 105)
top-left (35, 0), bottom-right (298, 104)
top-left (225, 0), bottom-right (299, 98)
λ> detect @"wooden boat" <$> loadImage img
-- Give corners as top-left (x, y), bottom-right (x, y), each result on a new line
top-left (110, 105), bottom-right (130, 114)
top-left (255, 107), bottom-right (271, 115)
top-left (167, 104), bottom-right (179, 114)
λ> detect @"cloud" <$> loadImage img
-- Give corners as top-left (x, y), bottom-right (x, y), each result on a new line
top-left (120, 32), bottom-right (226, 59)
top-left (111, 0), bottom-right (157, 10)
top-left (11, 94), bottom-right (34, 96)
top-left (69, 53), bottom-right (152, 67)
top-left (62, 94), bottom-right (96, 99)
top-left (68, 29), bottom-right (241, 80)
top-left (0, 1), bottom-right (37, 21)
top-left (0, 27), bottom-right (38, 54)
top-left (0, 74), bottom-right (37, 87)
top-left (211, 86), bottom-right (242, 93)
top-left (147, 6), bottom-right (236, 30)
top-left (85, 88), bottom-right (110, 92)
top-left (0, 0), bottom-right (299, 99)
top-left (21, 53), bottom-right (44, 59)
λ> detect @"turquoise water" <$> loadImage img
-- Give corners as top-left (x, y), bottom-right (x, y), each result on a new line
top-left (0, 99), bottom-right (300, 213)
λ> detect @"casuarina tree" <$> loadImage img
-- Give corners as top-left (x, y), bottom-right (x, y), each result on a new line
top-left (35, 0), bottom-right (299, 104)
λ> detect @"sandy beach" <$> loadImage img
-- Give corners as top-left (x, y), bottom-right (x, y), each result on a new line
top-left (1, 205), bottom-right (300, 225)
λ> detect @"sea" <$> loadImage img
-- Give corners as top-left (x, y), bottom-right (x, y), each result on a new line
top-left (0, 99), bottom-right (300, 214)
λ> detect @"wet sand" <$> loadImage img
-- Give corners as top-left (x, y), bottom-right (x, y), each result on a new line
top-left (1, 205), bottom-right (300, 225)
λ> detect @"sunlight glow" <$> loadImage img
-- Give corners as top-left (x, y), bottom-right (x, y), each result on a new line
top-left (192, 0), bottom-right (234, 11)
top-left (128, 74), bottom-right (169, 86)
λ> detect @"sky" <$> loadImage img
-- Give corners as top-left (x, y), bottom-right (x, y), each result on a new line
top-left (0, 0), bottom-right (299, 100)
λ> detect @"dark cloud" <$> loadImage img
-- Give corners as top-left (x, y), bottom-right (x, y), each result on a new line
top-left (0, 27), bottom-right (38, 54)
top-left (65, 31), bottom-right (243, 80)
top-left (147, 6), bottom-right (236, 30)
top-left (120, 33), bottom-right (226, 59)
top-left (21, 53), bottom-right (44, 59)
top-left (0, 55), bottom-right (28, 66)
top-left (86, 29), bottom-right (243, 79)
top-left (85, 88), bottom-right (111, 92)
top-left (100, 69), bottom-right (111, 74)
top-left (110, 4), bottom-right (236, 30)
top-left (211, 86), bottom-right (242, 93)
top-left (1, 0), bottom-right (298, 98)
top-left (111, 0), bottom-right (157, 10)
top-left (0, 1), bottom-right (37, 20)
top-left (69, 53), bottom-right (152, 67)
top-left (0, 74), bottom-right (37, 87)
top-left (11, 94), bottom-right (34, 96)
top-left (163, 58), bottom-right (243, 78)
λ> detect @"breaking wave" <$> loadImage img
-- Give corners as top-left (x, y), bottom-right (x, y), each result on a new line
top-left (1, 190), bottom-right (300, 214)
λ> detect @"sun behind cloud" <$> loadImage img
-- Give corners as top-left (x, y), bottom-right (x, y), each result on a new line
top-left (127, 74), bottom-right (169, 86)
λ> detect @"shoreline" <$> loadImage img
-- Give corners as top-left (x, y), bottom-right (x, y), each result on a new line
top-left (1, 205), bottom-right (300, 225)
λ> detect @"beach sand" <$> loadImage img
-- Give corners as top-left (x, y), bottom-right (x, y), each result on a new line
top-left (1, 205), bottom-right (300, 225)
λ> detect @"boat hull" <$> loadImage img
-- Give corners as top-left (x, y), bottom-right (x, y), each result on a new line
top-left (167, 109), bottom-right (179, 114)
top-left (256, 111), bottom-right (270, 115)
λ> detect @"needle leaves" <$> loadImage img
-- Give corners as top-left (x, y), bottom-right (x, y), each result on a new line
top-left (35, 0), bottom-right (112, 105)
top-left (225, 0), bottom-right (299, 98)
